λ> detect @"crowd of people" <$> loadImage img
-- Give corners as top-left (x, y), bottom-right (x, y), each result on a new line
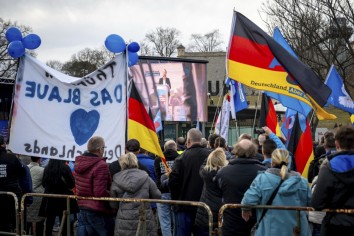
top-left (0, 125), bottom-right (353, 236)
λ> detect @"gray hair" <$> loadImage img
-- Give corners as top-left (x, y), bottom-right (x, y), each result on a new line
top-left (187, 128), bottom-right (202, 143)
top-left (164, 140), bottom-right (177, 151)
top-left (87, 136), bottom-right (105, 152)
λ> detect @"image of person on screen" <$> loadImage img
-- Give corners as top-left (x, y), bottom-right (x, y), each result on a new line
top-left (182, 63), bottom-right (198, 121)
top-left (158, 69), bottom-right (171, 90)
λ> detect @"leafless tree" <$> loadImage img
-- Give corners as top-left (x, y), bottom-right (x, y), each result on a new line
top-left (145, 27), bottom-right (181, 57)
top-left (0, 18), bottom-right (34, 80)
top-left (46, 60), bottom-right (63, 71)
top-left (188, 29), bottom-right (225, 52)
top-left (261, 0), bottom-right (354, 96)
top-left (139, 40), bottom-right (153, 56)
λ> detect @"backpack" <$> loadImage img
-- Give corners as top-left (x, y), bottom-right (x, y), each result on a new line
top-left (308, 154), bottom-right (327, 183)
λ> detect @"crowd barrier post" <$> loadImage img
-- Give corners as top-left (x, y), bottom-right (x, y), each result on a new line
top-left (0, 191), bottom-right (20, 236)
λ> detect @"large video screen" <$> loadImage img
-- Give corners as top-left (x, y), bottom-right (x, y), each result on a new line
top-left (130, 57), bottom-right (208, 122)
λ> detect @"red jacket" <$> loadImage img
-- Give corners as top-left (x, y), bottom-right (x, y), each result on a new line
top-left (75, 153), bottom-right (114, 215)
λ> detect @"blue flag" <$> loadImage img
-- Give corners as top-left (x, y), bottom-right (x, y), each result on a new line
top-left (229, 79), bottom-right (248, 119)
top-left (265, 27), bottom-right (312, 117)
top-left (281, 108), bottom-right (307, 146)
top-left (153, 110), bottom-right (163, 133)
top-left (325, 65), bottom-right (354, 114)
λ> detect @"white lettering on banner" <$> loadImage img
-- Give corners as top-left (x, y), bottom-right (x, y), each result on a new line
top-left (8, 54), bottom-right (127, 163)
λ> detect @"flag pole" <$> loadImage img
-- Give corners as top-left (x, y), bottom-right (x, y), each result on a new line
top-left (252, 90), bottom-right (261, 136)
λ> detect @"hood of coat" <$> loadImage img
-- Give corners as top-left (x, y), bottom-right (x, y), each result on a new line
top-left (74, 155), bottom-right (105, 174)
top-left (265, 168), bottom-right (304, 196)
top-left (328, 151), bottom-right (354, 185)
top-left (113, 168), bottom-right (149, 193)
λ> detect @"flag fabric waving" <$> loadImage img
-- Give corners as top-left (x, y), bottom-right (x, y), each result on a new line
top-left (229, 79), bottom-right (248, 119)
top-left (325, 65), bottom-right (354, 114)
top-left (227, 12), bottom-right (331, 108)
top-left (281, 108), bottom-right (307, 145)
top-left (258, 93), bottom-right (281, 136)
top-left (270, 27), bottom-right (336, 120)
top-left (128, 81), bottom-right (168, 170)
top-left (286, 113), bottom-right (314, 178)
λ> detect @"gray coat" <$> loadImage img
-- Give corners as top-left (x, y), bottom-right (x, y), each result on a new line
top-left (27, 162), bottom-right (45, 223)
top-left (110, 168), bottom-right (161, 236)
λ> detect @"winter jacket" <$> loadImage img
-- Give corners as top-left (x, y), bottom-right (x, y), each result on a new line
top-left (0, 147), bottom-right (26, 198)
top-left (110, 168), bottom-right (161, 236)
top-left (195, 167), bottom-right (223, 230)
top-left (312, 151), bottom-right (354, 227)
top-left (137, 153), bottom-right (156, 181)
top-left (28, 162), bottom-right (44, 193)
top-left (215, 157), bottom-right (266, 236)
top-left (39, 163), bottom-right (79, 217)
top-left (168, 144), bottom-right (210, 211)
top-left (242, 168), bottom-right (311, 236)
top-left (154, 149), bottom-right (179, 193)
top-left (75, 153), bottom-right (114, 215)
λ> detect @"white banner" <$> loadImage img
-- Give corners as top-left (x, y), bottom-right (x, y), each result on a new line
top-left (8, 54), bottom-right (127, 163)
top-left (215, 94), bottom-right (230, 142)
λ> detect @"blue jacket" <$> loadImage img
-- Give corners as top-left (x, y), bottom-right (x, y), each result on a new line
top-left (242, 169), bottom-right (311, 236)
top-left (312, 151), bottom-right (354, 226)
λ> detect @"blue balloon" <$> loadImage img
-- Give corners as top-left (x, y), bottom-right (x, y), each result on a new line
top-left (127, 42), bottom-right (140, 53)
top-left (5, 27), bottom-right (22, 42)
top-left (105, 34), bottom-right (126, 53)
top-left (23, 34), bottom-right (41, 49)
top-left (8, 40), bottom-right (25, 58)
top-left (128, 52), bottom-right (139, 67)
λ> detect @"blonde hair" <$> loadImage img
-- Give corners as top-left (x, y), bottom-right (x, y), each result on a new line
top-left (204, 148), bottom-right (228, 172)
top-left (271, 149), bottom-right (289, 180)
top-left (119, 152), bottom-right (138, 170)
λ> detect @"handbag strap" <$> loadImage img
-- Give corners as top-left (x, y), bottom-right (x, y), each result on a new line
top-left (256, 179), bottom-right (284, 225)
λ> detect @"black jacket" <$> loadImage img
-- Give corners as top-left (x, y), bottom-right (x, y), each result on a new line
top-left (215, 157), bottom-right (266, 236)
top-left (154, 149), bottom-right (179, 193)
top-left (312, 151), bottom-right (354, 227)
top-left (168, 144), bottom-right (210, 211)
top-left (195, 168), bottom-right (223, 230)
top-left (0, 148), bottom-right (26, 197)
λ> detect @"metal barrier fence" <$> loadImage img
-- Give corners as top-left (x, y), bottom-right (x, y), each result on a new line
top-left (20, 193), bottom-right (214, 236)
top-left (218, 204), bottom-right (354, 236)
top-left (0, 192), bottom-right (352, 235)
top-left (0, 191), bottom-right (20, 236)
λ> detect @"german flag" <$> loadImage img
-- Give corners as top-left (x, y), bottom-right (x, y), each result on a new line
top-left (227, 12), bottom-right (331, 107)
top-left (287, 113), bottom-right (314, 177)
top-left (128, 81), bottom-right (169, 170)
top-left (258, 93), bottom-right (281, 136)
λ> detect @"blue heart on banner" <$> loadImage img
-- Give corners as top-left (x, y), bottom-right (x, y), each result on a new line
top-left (70, 109), bottom-right (100, 146)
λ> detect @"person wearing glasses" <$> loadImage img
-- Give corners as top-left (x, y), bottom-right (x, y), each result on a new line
top-left (74, 136), bottom-right (115, 236)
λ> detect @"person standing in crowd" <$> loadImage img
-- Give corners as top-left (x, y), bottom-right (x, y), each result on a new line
top-left (308, 133), bottom-right (336, 183)
top-left (110, 152), bottom-right (161, 236)
top-left (312, 126), bottom-right (354, 235)
top-left (261, 139), bottom-right (277, 168)
top-left (0, 136), bottom-right (26, 232)
top-left (39, 159), bottom-right (79, 236)
top-left (241, 149), bottom-right (311, 236)
top-left (27, 156), bottom-right (45, 236)
top-left (168, 128), bottom-right (210, 236)
top-left (195, 148), bottom-right (228, 235)
top-left (109, 139), bottom-right (149, 177)
top-left (176, 137), bottom-right (186, 154)
top-left (215, 139), bottom-right (266, 236)
top-left (74, 136), bottom-right (115, 236)
top-left (207, 133), bottom-right (220, 150)
top-left (214, 137), bottom-right (232, 160)
top-left (154, 140), bottom-right (179, 236)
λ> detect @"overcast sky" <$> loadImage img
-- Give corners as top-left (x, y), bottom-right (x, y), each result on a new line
top-left (1, 0), bottom-right (266, 63)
